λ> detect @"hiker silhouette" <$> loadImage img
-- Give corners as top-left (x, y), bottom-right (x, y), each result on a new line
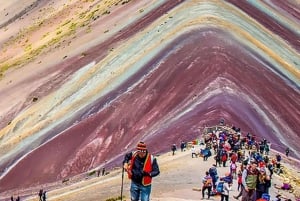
top-left (42, 191), bottom-right (47, 201)
top-left (285, 148), bottom-right (290, 157)
top-left (38, 189), bottom-right (43, 201)
top-left (171, 144), bottom-right (177, 155)
top-left (180, 141), bottom-right (186, 152)
top-left (11, 196), bottom-right (20, 201)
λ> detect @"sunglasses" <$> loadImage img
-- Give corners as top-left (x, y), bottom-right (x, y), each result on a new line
top-left (138, 150), bottom-right (147, 153)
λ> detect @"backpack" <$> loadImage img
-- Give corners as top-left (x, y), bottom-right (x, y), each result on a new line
top-left (216, 182), bottom-right (224, 193)
top-left (261, 193), bottom-right (270, 201)
top-left (209, 167), bottom-right (217, 177)
top-left (204, 177), bottom-right (213, 187)
top-left (221, 154), bottom-right (227, 162)
top-left (230, 163), bottom-right (237, 171)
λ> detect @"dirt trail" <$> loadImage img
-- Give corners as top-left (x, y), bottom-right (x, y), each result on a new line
top-left (20, 146), bottom-right (299, 201)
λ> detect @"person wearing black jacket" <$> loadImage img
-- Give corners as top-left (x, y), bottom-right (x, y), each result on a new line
top-left (123, 142), bottom-right (160, 201)
top-left (256, 167), bottom-right (271, 199)
top-left (38, 189), bottom-right (43, 201)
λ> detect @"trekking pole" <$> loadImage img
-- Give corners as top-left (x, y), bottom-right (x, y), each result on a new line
top-left (121, 167), bottom-right (125, 201)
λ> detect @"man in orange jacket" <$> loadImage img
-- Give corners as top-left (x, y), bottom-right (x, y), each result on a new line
top-left (123, 142), bottom-right (160, 201)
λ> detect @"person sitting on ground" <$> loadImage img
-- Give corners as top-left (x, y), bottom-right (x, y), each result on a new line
top-left (281, 178), bottom-right (291, 190)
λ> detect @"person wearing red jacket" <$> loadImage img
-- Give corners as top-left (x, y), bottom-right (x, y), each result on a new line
top-left (123, 142), bottom-right (160, 201)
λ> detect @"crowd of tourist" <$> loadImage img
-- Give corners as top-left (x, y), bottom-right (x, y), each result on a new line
top-left (172, 122), bottom-right (296, 201)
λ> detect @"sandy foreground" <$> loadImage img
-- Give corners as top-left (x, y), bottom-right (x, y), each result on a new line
top-left (19, 146), bottom-right (299, 201)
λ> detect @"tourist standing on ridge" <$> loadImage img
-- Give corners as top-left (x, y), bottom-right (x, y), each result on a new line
top-left (97, 168), bottom-right (101, 177)
top-left (201, 171), bottom-right (213, 200)
top-left (267, 163), bottom-right (274, 179)
top-left (256, 167), bottom-right (271, 199)
top-left (123, 142), bottom-right (160, 201)
top-left (221, 148), bottom-right (228, 167)
top-left (233, 169), bottom-right (244, 200)
top-left (241, 159), bottom-right (259, 201)
top-left (216, 149), bottom-right (222, 167)
top-left (171, 144), bottom-right (177, 156)
top-left (38, 189), bottom-right (43, 201)
top-left (42, 191), bottom-right (47, 201)
top-left (180, 141), bottom-right (185, 152)
top-left (230, 161), bottom-right (237, 179)
top-left (102, 167), bottom-right (106, 176)
top-left (285, 148), bottom-right (290, 157)
top-left (191, 146), bottom-right (197, 158)
top-left (208, 164), bottom-right (218, 190)
top-left (221, 178), bottom-right (231, 201)
top-left (276, 153), bottom-right (281, 162)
